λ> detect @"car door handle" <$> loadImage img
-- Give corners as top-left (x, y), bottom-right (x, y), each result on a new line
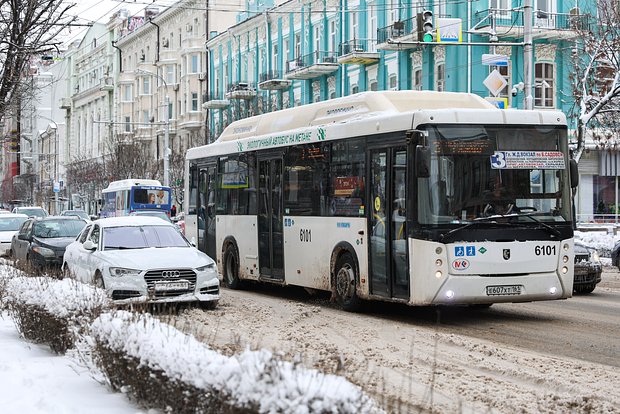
top-left (358, 229), bottom-right (364, 235)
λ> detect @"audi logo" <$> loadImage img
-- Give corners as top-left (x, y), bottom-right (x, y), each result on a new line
top-left (161, 270), bottom-right (181, 278)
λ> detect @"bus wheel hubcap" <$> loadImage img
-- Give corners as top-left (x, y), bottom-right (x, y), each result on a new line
top-left (336, 264), bottom-right (355, 301)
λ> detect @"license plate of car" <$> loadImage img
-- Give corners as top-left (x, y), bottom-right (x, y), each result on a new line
top-left (486, 285), bottom-right (522, 296)
top-left (154, 281), bottom-right (189, 291)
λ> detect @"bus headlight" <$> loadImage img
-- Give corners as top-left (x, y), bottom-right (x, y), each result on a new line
top-left (549, 287), bottom-right (557, 295)
top-left (435, 259), bottom-right (442, 266)
top-left (435, 270), bottom-right (443, 279)
top-left (445, 290), bottom-right (455, 299)
top-left (561, 266), bottom-right (568, 274)
top-left (562, 255), bottom-right (569, 263)
top-left (563, 243), bottom-right (569, 251)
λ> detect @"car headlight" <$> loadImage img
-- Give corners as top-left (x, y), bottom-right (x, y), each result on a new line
top-left (591, 251), bottom-right (600, 262)
top-left (32, 246), bottom-right (55, 257)
top-left (109, 267), bottom-right (142, 277)
top-left (196, 263), bottom-right (216, 272)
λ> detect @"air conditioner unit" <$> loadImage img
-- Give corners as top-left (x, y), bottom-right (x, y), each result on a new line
top-left (198, 72), bottom-right (206, 81)
top-left (162, 38), bottom-right (169, 48)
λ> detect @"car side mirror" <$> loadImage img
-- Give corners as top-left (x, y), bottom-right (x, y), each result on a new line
top-left (18, 233), bottom-right (28, 241)
top-left (83, 240), bottom-right (97, 251)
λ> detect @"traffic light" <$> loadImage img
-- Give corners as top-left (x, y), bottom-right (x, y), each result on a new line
top-left (417, 10), bottom-right (434, 42)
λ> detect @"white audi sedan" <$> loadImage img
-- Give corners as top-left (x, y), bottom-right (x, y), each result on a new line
top-left (62, 216), bottom-right (219, 307)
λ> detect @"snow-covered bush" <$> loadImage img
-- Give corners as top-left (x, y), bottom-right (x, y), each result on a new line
top-left (5, 275), bottom-right (110, 354)
top-left (91, 311), bottom-right (383, 414)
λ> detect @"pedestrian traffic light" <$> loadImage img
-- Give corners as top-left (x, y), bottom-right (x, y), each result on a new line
top-left (417, 10), bottom-right (434, 42)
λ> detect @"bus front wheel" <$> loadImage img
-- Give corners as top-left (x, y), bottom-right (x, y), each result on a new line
top-left (334, 252), bottom-right (361, 312)
top-left (223, 244), bottom-right (241, 289)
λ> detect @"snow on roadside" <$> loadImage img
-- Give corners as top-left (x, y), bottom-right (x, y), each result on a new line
top-left (92, 310), bottom-right (383, 413)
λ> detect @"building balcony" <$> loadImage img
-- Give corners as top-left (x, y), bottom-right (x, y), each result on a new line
top-left (225, 82), bottom-right (257, 100)
top-left (258, 71), bottom-right (292, 90)
top-left (376, 17), bottom-right (420, 51)
top-left (178, 112), bottom-right (203, 130)
top-left (59, 97), bottom-right (72, 110)
top-left (285, 51), bottom-right (339, 80)
top-left (202, 93), bottom-right (230, 109)
top-left (338, 39), bottom-right (380, 65)
top-left (471, 8), bottom-right (594, 41)
top-left (99, 76), bottom-right (114, 91)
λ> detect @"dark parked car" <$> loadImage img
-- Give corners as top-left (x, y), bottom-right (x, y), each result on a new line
top-left (611, 240), bottom-right (620, 270)
top-left (11, 216), bottom-right (87, 271)
top-left (573, 242), bottom-right (602, 294)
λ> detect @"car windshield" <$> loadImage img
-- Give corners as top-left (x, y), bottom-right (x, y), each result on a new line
top-left (33, 219), bottom-right (86, 238)
top-left (63, 211), bottom-right (89, 220)
top-left (103, 225), bottom-right (188, 249)
top-left (0, 217), bottom-right (28, 231)
top-left (18, 208), bottom-right (47, 218)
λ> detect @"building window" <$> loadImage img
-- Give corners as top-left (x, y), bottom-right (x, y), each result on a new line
top-left (314, 26), bottom-right (321, 54)
top-left (191, 92), bottom-right (199, 111)
top-left (389, 74), bottom-right (397, 90)
top-left (272, 44), bottom-right (279, 72)
top-left (412, 68), bottom-right (422, 90)
top-left (190, 55), bottom-right (200, 74)
top-left (295, 33), bottom-right (301, 59)
top-left (122, 84), bottom-right (133, 102)
top-left (165, 65), bottom-right (175, 84)
top-left (143, 110), bottom-right (150, 125)
top-left (435, 62), bottom-right (445, 92)
top-left (490, 0), bottom-right (511, 18)
top-left (535, 62), bottom-right (555, 108)
top-left (370, 80), bottom-right (378, 91)
top-left (142, 77), bottom-right (150, 95)
top-left (351, 84), bottom-right (359, 94)
top-left (329, 20), bottom-right (336, 52)
top-left (124, 116), bottom-right (131, 132)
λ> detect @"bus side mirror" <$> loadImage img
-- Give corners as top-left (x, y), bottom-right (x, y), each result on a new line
top-left (569, 159), bottom-right (579, 188)
top-left (416, 145), bottom-right (431, 178)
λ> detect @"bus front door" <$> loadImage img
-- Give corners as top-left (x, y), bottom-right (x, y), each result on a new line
top-left (198, 165), bottom-right (217, 260)
top-left (258, 157), bottom-right (284, 281)
top-left (368, 147), bottom-right (409, 300)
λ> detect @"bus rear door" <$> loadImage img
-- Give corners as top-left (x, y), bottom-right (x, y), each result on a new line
top-left (198, 164), bottom-right (217, 260)
top-left (258, 155), bottom-right (284, 281)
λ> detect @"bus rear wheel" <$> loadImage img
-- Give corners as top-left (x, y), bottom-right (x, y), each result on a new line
top-left (223, 244), bottom-right (241, 289)
top-left (334, 252), bottom-right (361, 312)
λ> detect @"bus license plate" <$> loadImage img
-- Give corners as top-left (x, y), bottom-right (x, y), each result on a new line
top-left (486, 285), bottom-right (522, 296)
top-left (154, 281), bottom-right (189, 291)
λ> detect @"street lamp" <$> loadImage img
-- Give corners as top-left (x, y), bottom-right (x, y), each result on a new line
top-left (135, 68), bottom-right (170, 187)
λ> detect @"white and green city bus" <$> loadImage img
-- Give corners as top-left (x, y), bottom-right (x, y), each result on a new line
top-left (184, 91), bottom-right (578, 311)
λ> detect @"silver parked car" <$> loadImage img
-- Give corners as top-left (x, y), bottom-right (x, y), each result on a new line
top-left (62, 216), bottom-right (219, 307)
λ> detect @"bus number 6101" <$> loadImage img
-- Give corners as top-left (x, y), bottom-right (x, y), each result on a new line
top-left (535, 245), bottom-right (556, 256)
top-left (300, 229), bottom-right (311, 242)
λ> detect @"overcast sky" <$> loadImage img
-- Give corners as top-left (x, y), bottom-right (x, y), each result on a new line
top-left (62, 0), bottom-right (176, 46)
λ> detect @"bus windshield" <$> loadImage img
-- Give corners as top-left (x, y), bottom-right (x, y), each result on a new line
top-left (417, 124), bottom-right (571, 225)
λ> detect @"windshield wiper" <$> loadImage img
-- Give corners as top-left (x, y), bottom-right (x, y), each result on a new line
top-left (440, 212), bottom-right (561, 243)
top-left (513, 212), bottom-right (562, 237)
top-left (440, 216), bottom-right (514, 243)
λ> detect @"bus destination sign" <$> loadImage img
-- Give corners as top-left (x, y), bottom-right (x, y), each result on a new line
top-left (490, 151), bottom-right (565, 170)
